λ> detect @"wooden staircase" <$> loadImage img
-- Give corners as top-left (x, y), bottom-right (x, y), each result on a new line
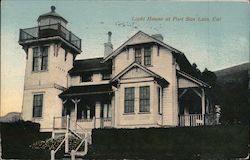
top-left (50, 115), bottom-right (91, 160)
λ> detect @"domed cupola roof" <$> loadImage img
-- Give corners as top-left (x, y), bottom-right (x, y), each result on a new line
top-left (37, 6), bottom-right (68, 24)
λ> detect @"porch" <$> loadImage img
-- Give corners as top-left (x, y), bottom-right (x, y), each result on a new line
top-left (57, 84), bottom-right (113, 130)
top-left (177, 70), bottom-right (218, 127)
top-left (179, 113), bottom-right (217, 127)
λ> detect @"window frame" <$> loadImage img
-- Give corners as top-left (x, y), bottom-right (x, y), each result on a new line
top-left (102, 73), bottom-right (111, 80)
top-left (32, 94), bottom-right (43, 118)
top-left (32, 46), bottom-right (49, 72)
top-left (103, 104), bottom-right (112, 118)
top-left (80, 73), bottom-right (93, 82)
top-left (144, 47), bottom-right (152, 66)
top-left (32, 47), bottom-right (40, 71)
top-left (157, 87), bottom-right (162, 114)
top-left (41, 46), bottom-right (49, 71)
top-left (134, 48), bottom-right (142, 64)
top-left (139, 86), bottom-right (150, 112)
top-left (124, 87), bottom-right (135, 113)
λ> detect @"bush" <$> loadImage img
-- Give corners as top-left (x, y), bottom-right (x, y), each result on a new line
top-left (87, 125), bottom-right (249, 159)
top-left (0, 121), bottom-right (51, 159)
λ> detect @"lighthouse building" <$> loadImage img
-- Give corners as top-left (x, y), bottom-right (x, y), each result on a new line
top-left (19, 6), bottom-right (216, 132)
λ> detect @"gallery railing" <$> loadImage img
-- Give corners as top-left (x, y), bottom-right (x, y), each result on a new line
top-left (19, 23), bottom-right (81, 50)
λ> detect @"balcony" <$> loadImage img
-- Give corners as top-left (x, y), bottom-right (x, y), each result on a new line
top-left (19, 23), bottom-right (81, 51)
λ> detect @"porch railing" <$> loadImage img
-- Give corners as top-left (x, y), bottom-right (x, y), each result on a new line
top-left (179, 114), bottom-right (204, 127)
top-left (179, 114), bottom-right (218, 127)
top-left (53, 116), bottom-right (67, 129)
top-left (53, 116), bottom-right (112, 130)
top-left (19, 23), bottom-right (81, 50)
top-left (100, 117), bottom-right (112, 128)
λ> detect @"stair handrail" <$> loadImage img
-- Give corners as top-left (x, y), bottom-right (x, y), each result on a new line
top-left (51, 115), bottom-right (70, 160)
top-left (71, 133), bottom-right (89, 160)
top-left (69, 117), bottom-right (85, 132)
top-left (51, 115), bottom-right (90, 160)
top-left (74, 137), bottom-right (85, 152)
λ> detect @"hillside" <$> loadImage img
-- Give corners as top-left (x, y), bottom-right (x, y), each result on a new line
top-left (214, 62), bottom-right (249, 85)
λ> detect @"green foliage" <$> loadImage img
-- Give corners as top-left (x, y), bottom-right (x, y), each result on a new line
top-left (219, 79), bottom-right (249, 125)
top-left (87, 125), bottom-right (249, 159)
top-left (0, 121), bottom-right (51, 159)
top-left (30, 135), bottom-right (83, 151)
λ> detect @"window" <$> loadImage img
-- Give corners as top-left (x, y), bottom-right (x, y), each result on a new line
top-left (77, 105), bottom-right (95, 119)
top-left (157, 45), bottom-right (160, 56)
top-left (32, 46), bottom-right (49, 71)
top-left (64, 50), bottom-right (67, 61)
top-left (139, 86), bottom-right (150, 112)
top-left (32, 47), bottom-right (40, 71)
top-left (103, 104), bottom-right (112, 118)
top-left (124, 87), bottom-right (134, 113)
top-left (81, 73), bottom-right (92, 82)
top-left (102, 73), bottom-right (111, 80)
top-left (158, 87), bottom-right (161, 114)
top-left (87, 109), bottom-right (91, 119)
top-left (144, 47), bottom-right (151, 65)
top-left (135, 48), bottom-right (141, 64)
top-left (41, 47), bottom-right (48, 70)
top-left (33, 94), bottom-right (43, 117)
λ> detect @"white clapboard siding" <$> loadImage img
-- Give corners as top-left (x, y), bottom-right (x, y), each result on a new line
top-left (178, 77), bottom-right (199, 88)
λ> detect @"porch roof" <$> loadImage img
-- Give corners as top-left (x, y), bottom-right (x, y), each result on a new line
top-left (68, 58), bottom-right (111, 76)
top-left (177, 70), bottom-right (211, 88)
top-left (59, 84), bottom-right (113, 98)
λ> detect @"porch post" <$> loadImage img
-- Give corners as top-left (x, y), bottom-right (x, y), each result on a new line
top-left (71, 98), bottom-right (80, 130)
top-left (111, 94), bottom-right (115, 127)
top-left (95, 101), bottom-right (101, 128)
top-left (201, 88), bottom-right (205, 122)
top-left (62, 99), bottom-right (68, 116)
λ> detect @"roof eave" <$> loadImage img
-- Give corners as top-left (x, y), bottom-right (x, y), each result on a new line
top-left (103, 31), bottom-right (184, 62)
top-left (37, 15), bottom-right (68, 23)
top-left (177, 70), bottom-right (211, 88)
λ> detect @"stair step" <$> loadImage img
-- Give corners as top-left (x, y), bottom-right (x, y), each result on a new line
top-left (62, 158), bottom-right (83, 160)
top-left (75, 151), bottom-right (86, 156)
top-left (62, 153), bottom-right (85, 160)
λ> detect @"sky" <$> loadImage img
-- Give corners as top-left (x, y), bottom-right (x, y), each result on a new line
top-left (1, 0), bottom-right (249, 116)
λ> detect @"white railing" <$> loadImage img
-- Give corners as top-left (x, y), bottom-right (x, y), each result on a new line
top-left (53, 116), bottom-right (112, 130)
top-left (51, 115), bottom-right (90, 160)
top-left (100, 117), bottom-right (112, 128)
top-left (179, 114), bottom-right (204, 127)
top-left (53, 116), bottom-right (67, 129)
top-left (77, 118), bottom-right (95, 130)
top-left (51, 115), bottom-right (70, 160)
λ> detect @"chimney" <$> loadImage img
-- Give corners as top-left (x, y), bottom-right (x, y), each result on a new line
top-left (151, 34), bottom-right (164, 41)
top-left (104, 31), bottom-right (113, 57)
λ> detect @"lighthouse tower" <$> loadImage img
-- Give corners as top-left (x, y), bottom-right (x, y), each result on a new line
top-left (19, 6), bottom-right (81, 131)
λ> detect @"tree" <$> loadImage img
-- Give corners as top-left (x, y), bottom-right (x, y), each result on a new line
top-left (218, 79), bottom-right (249, 125)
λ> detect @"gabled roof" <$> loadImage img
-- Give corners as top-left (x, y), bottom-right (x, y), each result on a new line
top-left (103, 31), bottom-right (194, 78)
top-left (111, 62), bottom-right (169, 87)
top-left (69, 57), bottom-right (111, 76)
top-left (104, 31), bottom-right (183, 61)
top-left (177, 70), bottom-right (211, 88)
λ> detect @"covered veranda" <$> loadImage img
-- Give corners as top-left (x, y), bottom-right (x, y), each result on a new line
top-left (177, 70), bottom-right (216, 127)
top-left (54, 84), bottom-right (113, 130)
